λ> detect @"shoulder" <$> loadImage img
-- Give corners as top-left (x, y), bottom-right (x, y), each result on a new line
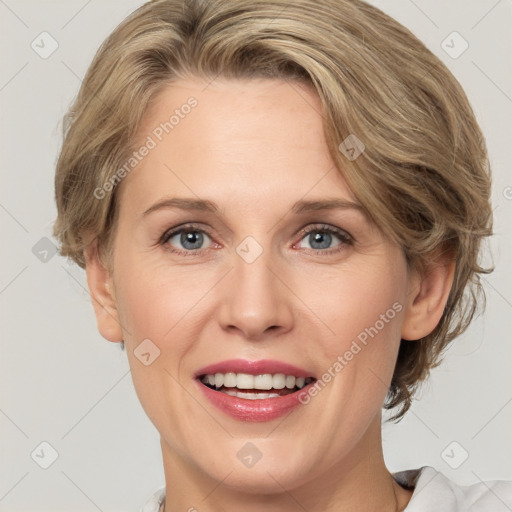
top-left (140, 487), bottom-right (165, 512)
top-left (394, 466), bottom-right (512, 511)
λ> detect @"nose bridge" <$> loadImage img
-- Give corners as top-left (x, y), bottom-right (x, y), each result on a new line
top-left (217, 235), bottom-right (293, 339)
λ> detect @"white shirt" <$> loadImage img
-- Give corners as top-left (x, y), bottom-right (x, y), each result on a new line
top-left (140, 466), bottom-right (512, 511)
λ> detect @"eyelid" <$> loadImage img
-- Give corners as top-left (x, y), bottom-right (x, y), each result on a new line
top-left (160, 222), bottom-right (214, 244)
top-left (295, 223), bottom-right (353, 244)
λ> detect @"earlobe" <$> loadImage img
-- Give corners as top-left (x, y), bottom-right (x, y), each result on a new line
top-left (84, 241), bottom-right (124, 343)
top-left (401, 256), bottom-right (456, 341)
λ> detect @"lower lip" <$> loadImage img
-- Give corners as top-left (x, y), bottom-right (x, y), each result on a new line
top-left (196, 380), bottom-right (314, 422)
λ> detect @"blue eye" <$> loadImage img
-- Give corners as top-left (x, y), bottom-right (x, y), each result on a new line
top-left (162, 225), bottom-right (213, 254)
top-left (297, 225), bottom-right (352, 253)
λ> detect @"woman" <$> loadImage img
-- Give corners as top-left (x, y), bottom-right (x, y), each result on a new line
top-left (53, 0), bottom-right (512, 510)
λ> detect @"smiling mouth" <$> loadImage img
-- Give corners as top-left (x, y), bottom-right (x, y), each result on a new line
top-left (198, 372), bottom-right (316, 400)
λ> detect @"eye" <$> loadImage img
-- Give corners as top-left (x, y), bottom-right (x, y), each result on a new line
top-left (161, 224), bottom-right (214, 254)
top-left (296, 224), bottom-right (352, 254)
top-left (160, 222), bottom-right (352, 256)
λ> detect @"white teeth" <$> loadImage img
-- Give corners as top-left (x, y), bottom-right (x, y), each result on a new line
top-left (223, 372), bottom-right (237, 387)
top-left (200, 372), bottom-right (312, 390)
top-left (236, 391), bottom-right (259, 400)
top-left (272, 373), bottom-right (286, 389)
top-left (254, 374), bottom-right (273, 390)
top-left (236, 373), bottom-right (255, 389)
top-left (285, 375), bottom-right (296, 389)
top-left (221, 390), bottom-right (282, 400)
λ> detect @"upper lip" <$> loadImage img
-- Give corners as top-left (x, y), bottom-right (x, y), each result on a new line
top-left (195, 359), bottom-right (316, 379)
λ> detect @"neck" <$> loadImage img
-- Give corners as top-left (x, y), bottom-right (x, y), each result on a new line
top-left (159, 415), bottom-right (413, 512)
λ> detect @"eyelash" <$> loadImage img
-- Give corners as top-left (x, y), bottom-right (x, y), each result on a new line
top-left (160, 223), bottom-right (353, 257)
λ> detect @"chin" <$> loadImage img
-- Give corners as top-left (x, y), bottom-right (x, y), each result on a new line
top-left (190, 438), bottom-right (318, 494)
top-left (210, 463), bottom-right (312, 495)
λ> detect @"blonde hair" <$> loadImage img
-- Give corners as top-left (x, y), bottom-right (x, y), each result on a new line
top-left (53, 0), bottom-right (493, 420)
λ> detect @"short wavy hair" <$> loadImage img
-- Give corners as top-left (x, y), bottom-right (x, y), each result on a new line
top-left (53, 0), bottom-right (493, 420)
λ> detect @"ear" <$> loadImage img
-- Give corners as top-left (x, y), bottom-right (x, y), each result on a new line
top-left (84, 240), bottom-right (123, 343)
top-left (401, 253), bottom-right (456, 341)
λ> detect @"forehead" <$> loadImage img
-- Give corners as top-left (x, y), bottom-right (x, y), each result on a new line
top-left (118, 76), bottom-right (357, 213)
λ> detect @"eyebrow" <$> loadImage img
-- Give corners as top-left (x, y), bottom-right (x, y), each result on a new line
top-left (142, 197), bottom-right (364, 217)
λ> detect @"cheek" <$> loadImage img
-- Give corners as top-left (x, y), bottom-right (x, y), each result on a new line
top-left (300, 254), bottom-right (407, 404)
top-left (308, 259), bottom-right (406, 345)
top-left (111, 261), bottom-right (208, 429)
top-left (115, 271), bottom-right (204, 348)
top-left (111, 237), bottom-right (207, 341)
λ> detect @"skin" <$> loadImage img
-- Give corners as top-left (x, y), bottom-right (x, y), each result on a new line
top-left (85, 77), bottom-right (455, 512)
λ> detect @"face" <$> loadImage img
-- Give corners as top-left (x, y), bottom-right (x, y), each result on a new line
top-left (97, 77), bottom-right (418, 492)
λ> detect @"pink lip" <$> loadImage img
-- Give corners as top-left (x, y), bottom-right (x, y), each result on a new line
top-left (194, 359), bottom-right (316, 422)
top-left (195, 378), bottom-right (316, 422)
top-left (194, 358), bottom-right (315, 379)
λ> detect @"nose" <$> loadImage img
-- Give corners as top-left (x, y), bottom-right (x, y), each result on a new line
top-left (216, 245), bottom-right (294, 341)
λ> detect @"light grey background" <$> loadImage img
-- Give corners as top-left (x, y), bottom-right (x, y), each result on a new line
top-left (0, 1), bottom-right (511, 510)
